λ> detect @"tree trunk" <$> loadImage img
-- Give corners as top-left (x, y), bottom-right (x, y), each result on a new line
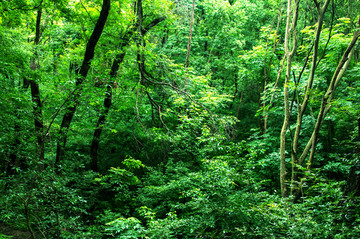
top-left (231, 91), bottom-right (243, 141)
top-left (305, 25), bottom-right (359, 168)
top-left (292, 16), bottom-right (360, 202)
top-left (7, 112), bottom-right (21, 176)
top-left (280, 0), bottom-right (299, 198)
top-left (290, 0), bottom-right (330, 195)
top-left (90, 12), bottom-right (165, 171)
top-left (90, 52), bottom-right (125, 171)
top-left (55, 0), bottom-right (110, 166)
top-left (29, 7), bottom-right (45, 170)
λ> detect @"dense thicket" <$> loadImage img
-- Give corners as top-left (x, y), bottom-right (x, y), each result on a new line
top-left (0, 0), bottom-right (360, 238)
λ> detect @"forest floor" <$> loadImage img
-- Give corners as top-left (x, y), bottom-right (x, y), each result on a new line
top-left (0, 222), bottom-right (32, 239)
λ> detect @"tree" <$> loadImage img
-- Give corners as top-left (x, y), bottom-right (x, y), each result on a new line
top-left (29, 4), bottom-right (45, 170)
top-left (1, 0), bottom-right (360, 237)
top-left (55, 0), bottom-right (110, 165)
top-left (280, 0), bottom-right (299, 198)
top-left (279, 0), bottom-right (360, 198)
top-left (89, 0), bottom-right (166, 171)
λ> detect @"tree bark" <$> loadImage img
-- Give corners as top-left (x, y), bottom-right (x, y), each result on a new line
top-left (280, 0), bottom-right (299, 198)
top-left (290, 0), bottom-right (330, 195)
top-left (344, 163), bottom-right (360, 197)
top-left (55, 0), bottom-right (110, 166)
top-left (292, 16), bottom-right (360, 202)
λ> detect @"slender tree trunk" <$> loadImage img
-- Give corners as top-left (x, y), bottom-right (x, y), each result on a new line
top-left (306, 26), bottom-right (359, 167)
top-left (204, 30), bottom-right (208, 53)
top-left (291, 16), bottom-right (360, 202)
top-left (185, 0), bottom-right (195, 68)
top-left (24, 197), bottom-right (36, 239)
top-left (280, 0), bottom-right (299, 198)
top-left (200, 6), bottom-right (208, 55)
top-left (29, 7), bottom-right (45, 170)
top-left (55, 0), bottom-right (110, 166)
top-left (296, 27), bottom-right (359, 168)
top-left (90, 53), bottom-right (126, 172)
top-left (290, 0), bottom-right (330, 195)
top-left (229, 74), bottom-right (238, 110)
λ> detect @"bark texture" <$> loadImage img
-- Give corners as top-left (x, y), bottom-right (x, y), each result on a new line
top-left (290, 0), bottom-right (330, 195)
top-left (280, 0), bottom-right (299, 198)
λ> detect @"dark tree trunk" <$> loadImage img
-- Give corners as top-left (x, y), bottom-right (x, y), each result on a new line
top-left (90, 53), bottom-right (125, 172)
top-left (89, 6), bottom-right (165, 171)
top-left (161, 28), bottom-right (169, 47)
top-left (30, 7), bottom-right (45, 169)
top-left (55, 0), bottom-right (111, 166)
top-left (229, 74), bottom-right (238, 110)
top-left (90, 22), bottom-right (136, 172)
top-left (200, 6), bottom-right (208, 54)
top-left (30, 78), bottom-right (45, 168)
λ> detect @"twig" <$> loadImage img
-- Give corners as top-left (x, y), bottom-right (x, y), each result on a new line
top-left (79, 0), bottom-right (96, 25)
top-left (145, 90), bottom-right (169, 131)
top-left (44, 87), bottom-right (79, 136)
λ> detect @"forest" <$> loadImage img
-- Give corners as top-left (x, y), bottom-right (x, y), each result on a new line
top-left (0, 0), bottom-right (360, 238)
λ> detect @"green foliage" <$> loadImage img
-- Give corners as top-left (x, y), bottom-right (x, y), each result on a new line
top-left (257, 181), bottom-right (360, 238)
top-left (0, 0), bottom-right (360, 238)
top-left (94, 156), bottom-right (145, 217)
top-left (0, 167), bottom-right (97, 238)
top-left (0, 234), bottom-right (12, 239)
top-left (132, 157), bottom-right (272, 238)
top-left (97, 152), bottom-right (360, 238)
top-left (105, 217), bottom-right (145, 238)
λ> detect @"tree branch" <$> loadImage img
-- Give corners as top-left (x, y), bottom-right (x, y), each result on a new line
top-left (142, 17), bottom-right (166, 34)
